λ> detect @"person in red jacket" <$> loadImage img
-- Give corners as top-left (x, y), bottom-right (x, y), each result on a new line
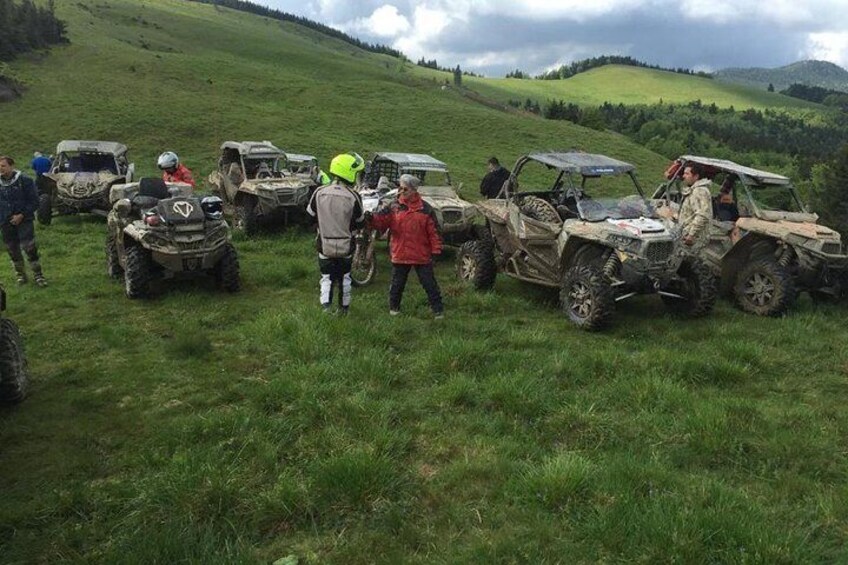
top-left (369, 174), bottom-right (444, 318)
top-left (157, 151), bottom-right (195, 188)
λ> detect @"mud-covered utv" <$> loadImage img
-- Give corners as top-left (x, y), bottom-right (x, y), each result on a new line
top-left (284, 152), bottom-right (319, 174)
top-left (0, 285), bottom-right (29, 405)
top-left (361, 152), bottom-right (478, 246)
top-left (39, 140), bottom-right (135, 224)
top-left (106, 178), bottom-right (240, 299)
top-left (459, 151), bottom-right (716, 330)
top-left (207, 141), bottom-right (315, 235)
top-left (653, 155), bottom-right (848, 316)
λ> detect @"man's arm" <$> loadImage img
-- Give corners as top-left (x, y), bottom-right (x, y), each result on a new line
top-left (22, 176), bottom-right (39, 216)
top-left (683, 187), bottom-right (712, 239)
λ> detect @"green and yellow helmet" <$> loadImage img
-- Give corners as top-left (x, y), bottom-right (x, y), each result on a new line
top-left (329, 152), bottom-right (365, 184)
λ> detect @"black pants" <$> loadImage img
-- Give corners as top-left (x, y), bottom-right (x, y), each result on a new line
top-left (1, 219), bottom-right (39, 263)
top-left (318, 256), bottom-right (353, 307)
top-left (389, 262), bottom-right (443, 313)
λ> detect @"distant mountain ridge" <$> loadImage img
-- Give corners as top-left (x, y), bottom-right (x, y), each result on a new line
top-left (714, 60), bottom-right (848, 92)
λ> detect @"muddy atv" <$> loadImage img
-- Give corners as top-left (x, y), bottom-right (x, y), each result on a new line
top-left (458, 151), bottom-right (716, 330)
top-left (39, 140), bottom-right (135, 224)
top-left (654, 155), bottom-right (847, 316)
top-left (106, 178), bottom-right (240, 298)
top-left (0, 285), bottom-right (29, 405)
top-left (362, 152), bottom-right (478, 246)
top-left (207, 141), bottom-right (316, 235)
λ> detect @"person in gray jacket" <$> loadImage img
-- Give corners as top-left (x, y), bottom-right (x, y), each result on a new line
top-left (306, 152), bottom-right (365, 314)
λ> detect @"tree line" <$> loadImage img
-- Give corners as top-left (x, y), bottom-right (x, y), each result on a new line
top-left (533, 55), bottom-right (712, 80)
top-left (527, 97), bottom-right (848, 182)
top-left (0, 0), bottom-right (67, 61)
top-left (186, 0), bottom-right (405, 60)
top-left (780, 83), bottom-right (848, 111)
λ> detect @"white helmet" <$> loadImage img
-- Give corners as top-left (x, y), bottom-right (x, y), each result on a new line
top-left (157, 151), bottom-right (179, 170)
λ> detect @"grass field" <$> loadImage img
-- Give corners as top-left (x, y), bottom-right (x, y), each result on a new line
top-left (455, 65), bottom-right (824, 111)
top-left (2, 1), bottom-right (848, 563)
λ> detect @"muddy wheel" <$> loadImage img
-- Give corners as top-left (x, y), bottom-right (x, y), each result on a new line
top-left (215, 243), bottom-right (240, 293)
top-left (0, 318), bottom-right (29, 405)
top-left (232, 198), bottom-right (259, 236)
top-left (351, 230), bottom-right (376, 287)
top-left (520, 195), bottom-right (561, 223)
top-left (105, 232), bottom-right (123, 279)
top-left (37, 193), bottom-right (52, 225)
top-left (662, 259), bottom-right (718, 317)
top-left (734, 257), bottom-right (795, 316)
top-left (124, 245), bottom-right (152, 299)
top-left (560, 264), bottom-right (615, 331)
top-left (456, 239), bottom-right (496, 291)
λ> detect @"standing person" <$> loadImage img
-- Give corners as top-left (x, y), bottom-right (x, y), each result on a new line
top-left (157, 151), bottom-right (195, 188)
top-left (306, 152), bottom-right (365, 315)
top-left (30, 151), bottom-right (52, 179)
top-left (369, 174), bottom-right (444, 318)
top-left (479, 156), bottom-right (510, 199)
top-left (0, 156), bottom-right (46, 286)
top-left (676, 163), bottom-right (713, 251)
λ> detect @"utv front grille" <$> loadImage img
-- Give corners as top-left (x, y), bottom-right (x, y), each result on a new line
top-left (275, 188), bottom-right (306, 205)
top-left (646, 241), bottom-right (674, 262)
top-left (442, 210), bottom-right (463, 224)
top-left (822, 242), bottom-right (842, 255)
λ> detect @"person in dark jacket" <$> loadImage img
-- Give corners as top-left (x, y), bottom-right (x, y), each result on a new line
top-left (479, 157), bottom-right (510, 199)
top-left (369, 174), bottom-right (444, 318)
top-left (30, 151), bottom-right (52, 203)
top-left (0, 156), bottom-right (46, 286)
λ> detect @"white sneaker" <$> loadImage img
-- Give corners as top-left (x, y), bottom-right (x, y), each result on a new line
top-left (389, 310), bottom-right (400, 316)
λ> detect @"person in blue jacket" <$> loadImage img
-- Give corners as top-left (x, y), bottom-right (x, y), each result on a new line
top-left (0, 156), bottom-right (46, 286)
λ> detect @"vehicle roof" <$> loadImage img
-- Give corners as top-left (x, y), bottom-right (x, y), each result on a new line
top-left (285, 153), bottom-right (317, 164)
top-left (525, 152), bottom-right (635, 175)
top-left (220, 140), bottom-right (284, 157)
top-left (372, 152), bottom-right (448, 171)
top-left (56, 140), bottom-right (128, 155)
top-left (677, 155), bottom-right (790, 185)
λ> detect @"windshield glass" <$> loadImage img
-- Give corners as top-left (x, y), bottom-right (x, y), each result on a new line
top-left (244, 157), bottom-right (282, 178)
top-left (57, 152), bottom-right (118, 174)
top-left (577, 195), bottom-right (657, 222)
top-left (746, 183), bottom-right (804, 213)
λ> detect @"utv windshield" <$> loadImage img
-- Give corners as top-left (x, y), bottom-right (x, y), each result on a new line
top-left (57, 152), bottom-right (118, 174)
top-left (243, 157), bottom-right (283, 178)
top-left (577, 195), bottom-right (657, 222)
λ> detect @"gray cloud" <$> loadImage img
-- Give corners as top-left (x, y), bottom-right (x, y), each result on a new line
top-left (258, 1), bottom-right (848, 76)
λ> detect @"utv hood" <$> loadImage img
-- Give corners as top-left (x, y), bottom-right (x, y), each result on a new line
top-left (737, 217), bottom-right (840, 240)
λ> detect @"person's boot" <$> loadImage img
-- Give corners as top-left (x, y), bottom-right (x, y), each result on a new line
top-left (30, 261), bottom-right (47, 287)
top-left (13, 261), bottom-right (27, 285)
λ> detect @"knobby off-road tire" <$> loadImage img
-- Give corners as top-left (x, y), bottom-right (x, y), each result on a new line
top-left (124, 245), bottom-right (152, 299)
top-left (0, 318), bottom-right (29, 405)
top-left (560, 264), bottom-right (615, 331)
top-left (37, 193), bottom-right (52, 226)
top-left (215, 243), bottom-right (241, 293)
top-left (734, 257), bottom-right (796, 316)
top-left (520, 195), bottom-right (561, 224)
top-left (232, 199), bottom-right (259, 236)
top-left (350, 231), bottom-right (377, 287)
top-left (105, 233), bottom-right (124, 279)
top-left (456, 239), bottom-right (496, 291)
top-left (662, 259), bottom-right (718, 317)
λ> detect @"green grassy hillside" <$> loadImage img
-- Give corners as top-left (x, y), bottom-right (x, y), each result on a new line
top-left (0, 1), bottom-right (668, 182)
top-left (1, 2), bottom-right (848, 563)
top-left (455, 65), bottom-right (822, 111)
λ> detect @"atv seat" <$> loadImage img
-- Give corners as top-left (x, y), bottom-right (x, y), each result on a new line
top-left (138, 178), bottom-right (170, 200)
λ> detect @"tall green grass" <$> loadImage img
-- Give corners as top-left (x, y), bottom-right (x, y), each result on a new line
top-left (1, 1), bottom-right (847, 562)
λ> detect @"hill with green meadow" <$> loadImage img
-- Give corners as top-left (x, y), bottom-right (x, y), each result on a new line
top-left (456, 64), bottom-right (823, 111)
top-left (715, 60), bottom-right (848, 92)
top-left (2, 1), bottom-right (848, 563)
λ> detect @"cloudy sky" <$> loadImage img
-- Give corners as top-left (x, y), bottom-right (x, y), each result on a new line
top-left (255, 0), bottom-right (848, 77)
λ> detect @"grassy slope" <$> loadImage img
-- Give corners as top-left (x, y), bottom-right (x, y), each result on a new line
top-left (1, 1), bottom-right (847, 563)
top-left (456, 65), bottom-right (822, 111)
